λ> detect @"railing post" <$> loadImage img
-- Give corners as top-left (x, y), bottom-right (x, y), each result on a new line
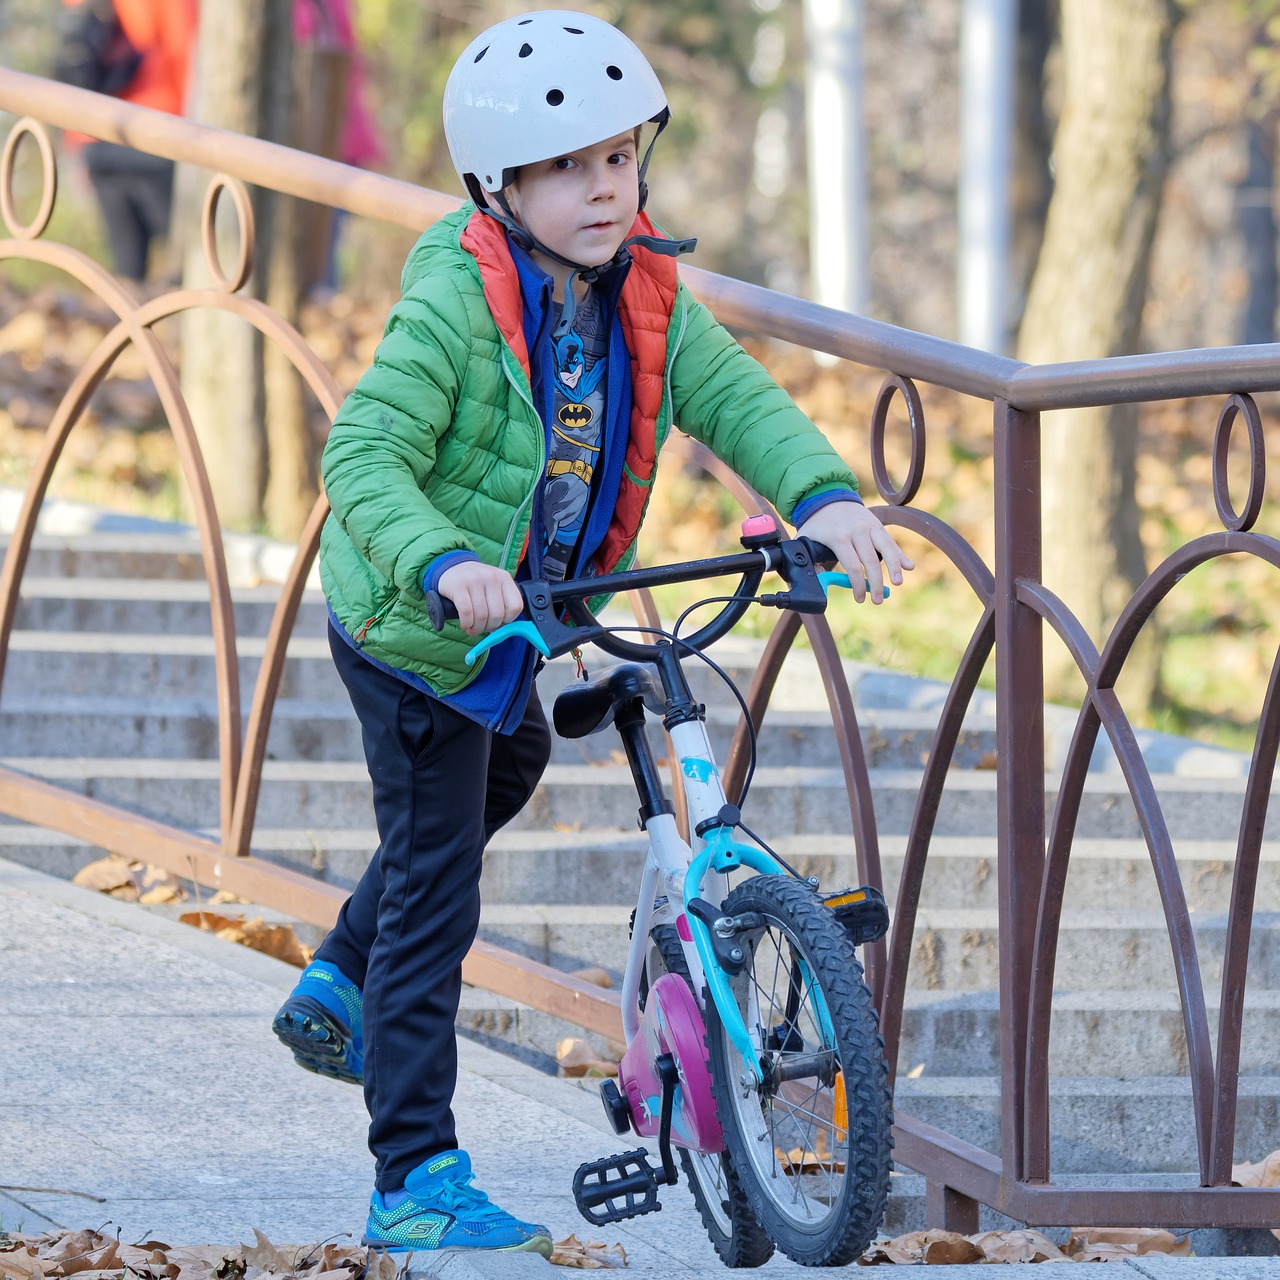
top-left (992, 398), bottom-right (1046, 1184)
top-left (926, 1179), bottom-right (981, 1233)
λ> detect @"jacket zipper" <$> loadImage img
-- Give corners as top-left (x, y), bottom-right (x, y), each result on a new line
top-left (660, 293), bottom-right (688, 448)
top-left (353, 593), bottom-right (396, 647)
top-left (499, 350), bottom-right (545, 572)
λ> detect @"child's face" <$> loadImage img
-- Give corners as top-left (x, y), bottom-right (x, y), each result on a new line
top-left (505, 130), bottom-right (641, 292)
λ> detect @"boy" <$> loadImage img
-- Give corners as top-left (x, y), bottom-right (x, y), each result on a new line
top-left (272, 8), bottom-right (913, 1257)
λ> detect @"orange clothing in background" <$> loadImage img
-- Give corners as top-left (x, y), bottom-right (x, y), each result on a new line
top-left (60, 0), bottom-right (197, 145)
top-left (111, 0), bottom-right (197, 117)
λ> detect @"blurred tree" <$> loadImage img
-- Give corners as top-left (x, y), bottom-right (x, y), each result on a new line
top-left (1017, 0), bottom-right (1181, 711)
top-left (179, 0), bottom-right (302, 534)
top-left (1231, 0), bottom-right (1280, 343)
top-left (1009, 0), bottom-right (1055, 332)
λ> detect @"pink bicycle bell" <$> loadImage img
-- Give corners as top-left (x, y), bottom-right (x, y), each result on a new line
top-left (618, 974), bottom-right (723, 1153)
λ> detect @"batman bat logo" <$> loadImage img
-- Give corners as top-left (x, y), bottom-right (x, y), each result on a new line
top-left (558, 403), bottom-right (594, 429)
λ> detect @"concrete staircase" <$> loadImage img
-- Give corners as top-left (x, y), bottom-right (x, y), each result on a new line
top-left (4, 522), bottom-right (1280, 1223)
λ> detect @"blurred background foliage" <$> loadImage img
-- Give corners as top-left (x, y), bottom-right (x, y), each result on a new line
top-left (2, 0), bottom-right (1280, 750)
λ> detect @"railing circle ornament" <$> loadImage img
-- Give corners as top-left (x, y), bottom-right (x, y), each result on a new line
top-left (870, 374), bottom-right (926, 506)
top-left (1212, 392), bottom-right (1265, 532)
top-left (200, 174), bottom-right (255, 293)
top-left (0, 117), bottom-right (57, 241)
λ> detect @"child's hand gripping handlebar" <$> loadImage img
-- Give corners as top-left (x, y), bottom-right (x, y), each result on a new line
top-left (422, 515), bottom-right (887, 666)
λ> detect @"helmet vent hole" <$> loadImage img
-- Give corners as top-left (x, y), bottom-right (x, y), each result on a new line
top-left (546, 89), bottom-right (564, 106)
top-left (485, 175), bottom-right (493, 185)
top-left (564, 27), bottom-right (583, 34)
top-left (519, 42), bottom-right (533, 57)
top-left (473, 46), bottom-right (488, 63)
top-left (606, 65), bottom-right (623, 80)
top-left (518, 17), bottom-right (532, 24)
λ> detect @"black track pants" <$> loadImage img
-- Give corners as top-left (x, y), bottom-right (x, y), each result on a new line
top-left (316, 624), bottom-right (552, 1191)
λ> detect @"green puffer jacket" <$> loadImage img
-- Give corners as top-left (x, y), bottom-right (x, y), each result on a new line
top-left (320, 205), bottom-right (860, 694)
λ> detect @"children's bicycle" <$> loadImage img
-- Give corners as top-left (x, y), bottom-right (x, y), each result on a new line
top-left (427, 516), bottom-right (894, 1268)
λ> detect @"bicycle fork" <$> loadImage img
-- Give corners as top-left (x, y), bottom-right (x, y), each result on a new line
top-left (574, 692), bottom-right (781, 1226)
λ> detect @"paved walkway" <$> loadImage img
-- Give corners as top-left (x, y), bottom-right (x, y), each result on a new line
top-left (5, 857), bottom-right (1280, 1277)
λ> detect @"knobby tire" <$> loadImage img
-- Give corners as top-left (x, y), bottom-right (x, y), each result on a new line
top-left (704, 875), bottom-right (893, 1266)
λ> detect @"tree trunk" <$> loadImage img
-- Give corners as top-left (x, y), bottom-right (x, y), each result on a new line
top-left (1008, 0), bottom-right (1055, 326)
top-left (179, 0), bottom-right (275, 530)
top-left (1016, 0), bottom-right (1176, 711)
top-left (1235, 111), bottom-right (1277, 346)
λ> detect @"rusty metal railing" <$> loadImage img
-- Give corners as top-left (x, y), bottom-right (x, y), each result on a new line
top-left (3, 68), bottom-right (1280, 1232)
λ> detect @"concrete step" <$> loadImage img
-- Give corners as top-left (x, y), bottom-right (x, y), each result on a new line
top-left (13, 577), bottom-right (331, 637)
top-left (0, 692), bottom-right (998, 770)
top-left (893, 1074), bottom-right (1280, 1175)
top-left (895, 988), bottom-right (1280, 1078)
top-left (4, 755), bottom-right (1276, 845)
top-left (470, 902), bottom-right (1280, 994)
top-left (2, 629), bottom-right (928, 719)
top-left (0, 530), bottom-right (307, 585)
top-left (453, 974), bottom-right (1280, 1080)
top-left (6, 823), bottom-right (1275, 919)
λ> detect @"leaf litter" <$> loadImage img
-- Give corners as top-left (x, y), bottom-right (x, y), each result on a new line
top-left (856, 1226), bottom-right (1192, 1264)
top-left (71, 856), bottom-right (313, 968)
top-left (2, 1220), bottom-right (1199, 1273)
top-left (0, 1229), bottom-right (628, 1274)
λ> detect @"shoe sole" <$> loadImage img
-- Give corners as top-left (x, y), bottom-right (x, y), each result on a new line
top-left (272, 994), bottom-right (363, 1086)
top-left (361, 1237), bottom-right (554, 1259)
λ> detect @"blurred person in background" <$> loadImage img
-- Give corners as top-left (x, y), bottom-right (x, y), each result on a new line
top-left (55, 0), bottom-right (197, 282)
top-left (294, 0), bottom-right (384, 293)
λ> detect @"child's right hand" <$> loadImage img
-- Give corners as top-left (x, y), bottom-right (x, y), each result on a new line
top-left (436, 561), bottom-right (524, 636)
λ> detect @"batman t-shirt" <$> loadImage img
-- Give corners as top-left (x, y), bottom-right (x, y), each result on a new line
top-left (542, 286), bottom-right (607, 581)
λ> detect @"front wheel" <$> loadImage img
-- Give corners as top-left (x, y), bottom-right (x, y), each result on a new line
top-left (704, 875), bottom-right (893, 1266)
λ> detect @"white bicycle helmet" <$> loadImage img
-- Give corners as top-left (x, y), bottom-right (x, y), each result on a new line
top-left (443, 10), bottom-right (669, 201)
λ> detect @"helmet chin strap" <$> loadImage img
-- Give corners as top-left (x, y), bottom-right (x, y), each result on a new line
top-left (469, 110), bottom-right (695, 333)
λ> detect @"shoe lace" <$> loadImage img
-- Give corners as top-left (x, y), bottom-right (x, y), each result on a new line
top-left (435, 1172), bottom-right (505, 1220)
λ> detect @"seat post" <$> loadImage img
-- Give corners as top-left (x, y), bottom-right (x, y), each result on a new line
top-left (613, 699), bottom-right (673, 828)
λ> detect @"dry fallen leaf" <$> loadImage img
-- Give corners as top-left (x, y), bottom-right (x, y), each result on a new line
top-left (568, 967), bottom-right (614, 989)
top-left (1233, 1148), bottom-right (1280, 1241)
top-left (73, 856), bottom-right (187, 904)
top-left (549, 1235), bottom-right (627, 1268)
top-left (555, 1038), bottom-right (619, 1078)
top-left (71, 855), bottom-right (135, 894)
top-left (1065, 1227), bottom-right (1191, 1261)
top-left (177, 913), bottom-right (312, 968)
top-left (968, 1229), bottom-right (1070, 1264)
top-left (1233, 1149), bottom-right (1280, 1188)
top-left (0, 1245), bottom-right (44, 1280)
top-left (240, 1232), bottom-right (299, 1276)
top-left (858, 1230), bottom-right (981, 1265)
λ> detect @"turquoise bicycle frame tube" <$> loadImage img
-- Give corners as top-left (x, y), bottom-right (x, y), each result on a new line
top-left (684, 825), bottom-right (784, 1083)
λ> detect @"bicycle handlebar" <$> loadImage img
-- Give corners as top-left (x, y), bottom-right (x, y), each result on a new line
top-left (424, 521), bottom-right (883, 666)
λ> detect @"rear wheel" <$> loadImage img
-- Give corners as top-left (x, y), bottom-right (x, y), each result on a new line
top-left (642, 925), bottom-right (774, 1268)
top-left (704, 875), bottom-right (893, 1266)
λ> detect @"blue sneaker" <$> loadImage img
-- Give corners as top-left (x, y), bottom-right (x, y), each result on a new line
top-left (271, 960), bottom-right (364, 1085)
top-left (364, 1150), bottom-right (553, 1256)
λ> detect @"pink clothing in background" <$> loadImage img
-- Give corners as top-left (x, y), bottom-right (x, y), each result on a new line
top-left (294, 0), bottom-right (384, 169)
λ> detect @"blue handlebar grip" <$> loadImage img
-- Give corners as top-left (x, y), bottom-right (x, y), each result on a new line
top-left (818, 570), bottom-right (889, 600)
top-left (465, 620), bottom-right (552, 666)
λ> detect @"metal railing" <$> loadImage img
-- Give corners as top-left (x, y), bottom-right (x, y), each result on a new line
top-left (2, 68), bottom-right (1279, 1232)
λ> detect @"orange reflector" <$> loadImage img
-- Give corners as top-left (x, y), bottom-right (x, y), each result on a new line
top-left (825, 890), bottom-right (867, 909)
top-left (834, 1072), bottom-right (848, 1141)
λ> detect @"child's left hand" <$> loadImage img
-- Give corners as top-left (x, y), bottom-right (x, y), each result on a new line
top-left (795, 500), bottom-right (914, 605)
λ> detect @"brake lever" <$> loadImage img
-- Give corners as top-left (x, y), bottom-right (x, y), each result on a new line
top-left (465, 621), bottom-right (552, 666)
top-left (424, 581), bottom-right (602, 664)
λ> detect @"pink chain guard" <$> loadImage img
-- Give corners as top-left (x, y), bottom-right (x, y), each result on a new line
top-left (618, 973), bottom-right (724, 1154)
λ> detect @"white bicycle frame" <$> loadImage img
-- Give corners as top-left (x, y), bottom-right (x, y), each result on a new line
top-left (618, 714), bottom-right (782, 1084)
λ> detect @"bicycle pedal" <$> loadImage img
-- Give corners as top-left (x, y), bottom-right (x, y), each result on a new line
top-left (824, 884), bottom-right (890, 946)
top-left (572, 1148), bottom-right (669, 1225)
